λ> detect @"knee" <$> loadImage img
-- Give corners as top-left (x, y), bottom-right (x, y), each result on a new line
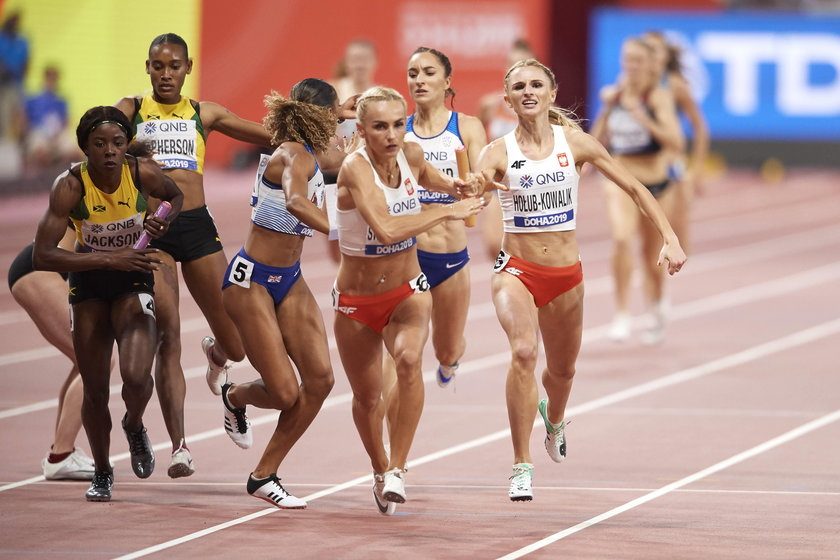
top-left (613, 238), bottom-right (633, 257)
top-left (434, 339), bottom-right (464, 367)
top-left (353, 390), bottom-right (380, 413)
top-left (393, 348), bottom-right (423, 379)
top-left (267, 382), bottom-right (299, 411)
top-left (510, 340), bottom-right (538, 372)
top-left (227, 347), bottom-right (246, 363)
top-left (122, 372), bottom-right (154, 396)
top-left (545, 364), bottom-right (576, 383)
top-left (156, 325), bottom-right (181, 354)
top-left (307, 369), bottom-right (334, 402)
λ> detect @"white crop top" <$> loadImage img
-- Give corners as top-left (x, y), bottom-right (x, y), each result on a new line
top-left (500, 125), bottom-right (580, 233)
top-left (337, 148), bottom-right (421, 257)
top-left (404, 111), bottom-right (462, 204)
top-left (250, 148), bottom-right (325, 237)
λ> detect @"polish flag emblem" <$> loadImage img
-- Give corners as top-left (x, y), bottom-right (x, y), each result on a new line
top-left (557, 152), bottom-right (569, 167)
top-left (404, 178), bottom-right (415, 195)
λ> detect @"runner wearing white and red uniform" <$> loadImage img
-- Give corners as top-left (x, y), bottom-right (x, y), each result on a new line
top-left (479, 59), bottom-right (685, 502)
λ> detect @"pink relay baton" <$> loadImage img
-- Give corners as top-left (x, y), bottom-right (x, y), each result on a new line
top-left (133, 201), bottom-right (172, 249)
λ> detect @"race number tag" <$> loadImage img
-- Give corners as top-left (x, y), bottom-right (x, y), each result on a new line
top-left (227, 255), bottom-right (254, 288)
top-left (493, 250), bottom-right (511, 273)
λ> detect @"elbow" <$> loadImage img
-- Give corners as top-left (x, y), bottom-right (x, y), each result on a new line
top-left (373, 225), bottom-right (400, 245)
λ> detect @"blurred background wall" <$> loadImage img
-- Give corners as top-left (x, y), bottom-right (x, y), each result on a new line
top-left (1, 0), bottom-right (838, 191)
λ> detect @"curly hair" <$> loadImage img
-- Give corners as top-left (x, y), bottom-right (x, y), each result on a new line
top-left (504, 59), bottom-right (582, 132)
top-left (356, 86), bottom-right (406, 122)
top-left (76, 106), bottom-right (132, 150)
top-left (263, 78), bottom-right (338, 152)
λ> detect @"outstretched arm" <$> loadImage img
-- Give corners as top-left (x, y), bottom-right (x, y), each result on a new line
top-left (200, 101), bottom-right (273, 147)
top-left (338, 153), bottom-right (482, 245)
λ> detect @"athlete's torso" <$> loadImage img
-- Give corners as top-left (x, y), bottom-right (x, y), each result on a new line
top-left (606, 91), bottom-right (661, 156)
top-left (132, 95), bottom-right (206, 174)
top-left (500, 125), bottom-right (580, 234)
top-left (69, 160), bottom-right (147, 252)
top-left (337, 148), bottom-right (421, 257)
top-left (250, 148), bottom-right (325, 238)
top-left (404, 111), bottom-right (462, 204)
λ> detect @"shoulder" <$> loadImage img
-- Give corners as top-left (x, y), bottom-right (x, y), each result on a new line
top-left (403, 141), bottom-right (425, 164)
top-left (480, 136), bottom-right (508, 166)
top-left (114, 96), bottom-right (140, 118)
top-left (564, 128), bottom-right (606, 163)
top-left (339, 151), bottom-right (371, 184)
top-left (457, 113), bottom-right (485, 136)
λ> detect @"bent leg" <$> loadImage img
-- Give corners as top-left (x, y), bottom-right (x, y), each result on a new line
top-left (151, 252), bottom-right (187, 447)
top-left (252, 278), bottom-right (335, 477)
top-left (382, 291), bottom-right (432, 471)
top-left (183, 250), bottom-right (245, 362)
top-left (429, 265), bottom-right (470, 367)
top-left (492, 273), bottom-right (540, 464)
top-left (538, 284), bottom-right (584, 424)
top-left (111, 293), bottom-right (157, 431)
top-left (334, 313), bottom-right (388, 474)
top-left (71, 301), bottom-right (116, 472)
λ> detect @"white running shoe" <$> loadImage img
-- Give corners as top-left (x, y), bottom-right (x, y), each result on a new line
top-left (222, 383), bottom-right (252, 449)
top-left (608, 313), bottom-right (632, 342)
top-left (247, 474), bottom-right (306, 509)
top-left (167, 439), bottom-right (195, 478)
top-left (382, 468), bottom-right (407, 504)
top-left (202, 336), bottom-right (230, 395)
top-left (42, 448), bottom-right (95, 480)
top-left (508, 463), bottom-right (534, 502)
top-left (538, 398), bottom-right (569, 463)
top-left (436, 362), bottom-right (458, 389)
top-left (641, 302), bottom-right (667, 346)
top-left (373, 473), bottom-right (397, 515)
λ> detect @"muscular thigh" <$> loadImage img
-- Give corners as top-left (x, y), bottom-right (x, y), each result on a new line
top-left (276, 277), bottom-right (331, 382)
top-left (182, 250), bottom-right (229, 313)
top-left (383, 291), bottom-right (432, 361)
top-left (430, 266), bottom-right (470, 338)
top-left (538, 283), bottom-right (584, 372)
top-left (491, 273), bottom-right (539, 348)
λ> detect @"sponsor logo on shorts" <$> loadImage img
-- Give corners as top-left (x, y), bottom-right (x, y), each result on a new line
top-left (445, 260), bottom-right (465, 269)
top-left (505, 267), bottom-right (524, 276)
top-left (338, 306), bottom-right (357, 314)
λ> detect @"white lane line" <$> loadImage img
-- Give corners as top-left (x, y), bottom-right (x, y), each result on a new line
top-left (4, 253), bottom-right (839, 419)
top-left (107, 318), bottom-right (840, 560)
top-left (496, 407), bottom-right (840, 560)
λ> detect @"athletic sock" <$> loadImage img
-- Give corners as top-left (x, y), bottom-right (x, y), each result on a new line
top-left (48, 450), bottom-right (73, 464)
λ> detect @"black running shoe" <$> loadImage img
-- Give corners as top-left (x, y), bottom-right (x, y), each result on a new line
top-left (122, 413), bottom-right (155, 479)
top-left (85, 470), bottom-right (114, 502)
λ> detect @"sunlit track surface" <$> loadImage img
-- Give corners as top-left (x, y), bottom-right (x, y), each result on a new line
top-left (0, 168), bottom-right (838, 560)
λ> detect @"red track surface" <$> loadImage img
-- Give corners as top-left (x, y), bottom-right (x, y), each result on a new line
top-left (1, 167), bottom-right (838, 559)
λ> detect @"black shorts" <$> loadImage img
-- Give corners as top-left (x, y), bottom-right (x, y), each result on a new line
top-left (68, 268), bottom-right (154, 305)
top-left (149, 206), bottom-right (223, 263)
top-left (644, 178), bottom-right (672, 199)
top-left (8, 243), bottom-right (68, 291)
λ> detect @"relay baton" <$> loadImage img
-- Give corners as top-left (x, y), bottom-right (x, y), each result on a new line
top-left (455, 147), bottom-right (476, 228)
top-left (133, 201), bottom-right (172, 249)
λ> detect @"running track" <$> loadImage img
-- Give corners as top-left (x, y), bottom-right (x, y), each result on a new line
top-left (0, 167), bottom-right (838, 559)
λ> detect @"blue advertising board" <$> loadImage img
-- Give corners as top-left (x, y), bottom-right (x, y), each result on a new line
top-left (588, 9), bottom-right (840, 141)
